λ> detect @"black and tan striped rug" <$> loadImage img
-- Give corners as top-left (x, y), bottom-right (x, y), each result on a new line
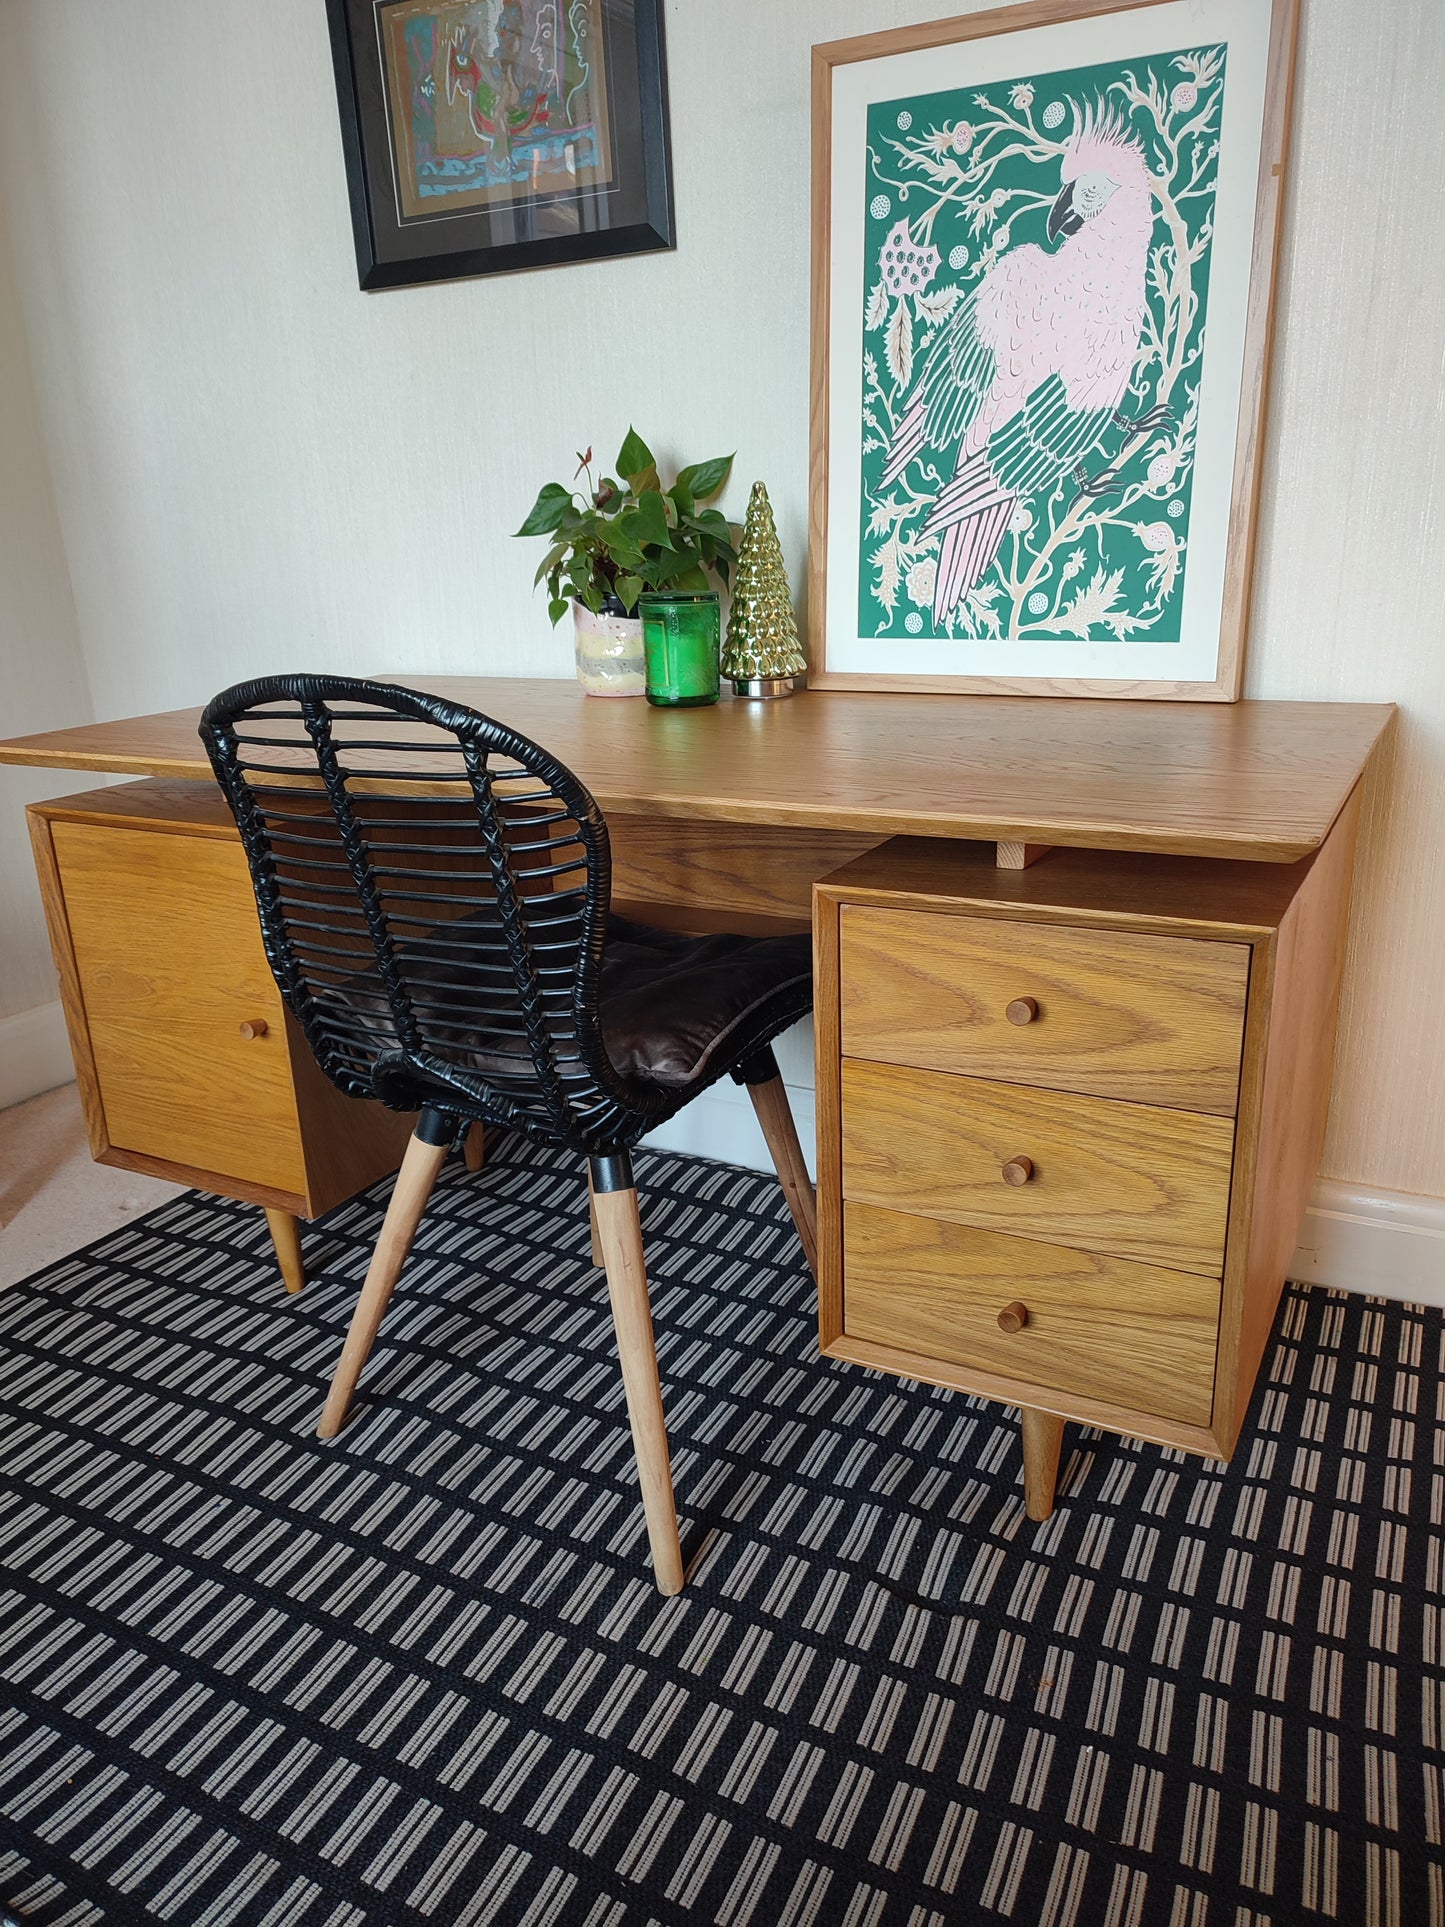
top-left (0, 1134), bottom-right (1440, 1926)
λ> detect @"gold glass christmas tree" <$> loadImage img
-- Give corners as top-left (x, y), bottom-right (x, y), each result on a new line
top-left (721, 481), bottom-right (807, 696)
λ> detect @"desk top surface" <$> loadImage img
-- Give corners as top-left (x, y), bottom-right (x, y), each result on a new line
top-left (0, 677), bottom-right (1394, 862)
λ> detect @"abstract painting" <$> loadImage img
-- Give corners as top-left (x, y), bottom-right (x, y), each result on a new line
top-left (811, 0), bottom-right (1299, 700)
top-left (380, 2), bottom-right (613, 220)
top-left (327, 0), bottom-right (672, 289)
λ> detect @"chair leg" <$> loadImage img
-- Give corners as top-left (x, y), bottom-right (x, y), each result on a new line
top-left (464, 1122), bottom-right (486, 1173)
top-left (264, 1208), bottom-right (306, 1295)
top-left (1021, 1407), bottom-right (1066, 1521)
top-left (590, 1155), bottom-right (684, 1596)
top-left (317, 1120), bottom-right (451, 1440)
top-left (586, 1168), bottom-right (604, 1268)
top-left (747, 1073), bottom-right (818, 1277)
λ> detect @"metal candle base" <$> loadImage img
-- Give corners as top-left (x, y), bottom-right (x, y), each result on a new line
top-left (731, 677), bottom-right (797, 699)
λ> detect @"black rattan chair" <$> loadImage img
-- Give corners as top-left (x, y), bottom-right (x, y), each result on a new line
top-left (199, 674), bottom-right (817, 1594)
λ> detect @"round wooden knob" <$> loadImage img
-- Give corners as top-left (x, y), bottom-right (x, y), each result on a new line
top-left (998, 1301), bottom-right (1029, 1334)
top-left (1006, 997), bottom-right (1039, 1026)
top-left (239, 1018), bottom-right (269, 1040)
top-left (1002, 1156), bottom-right (1034, 1187)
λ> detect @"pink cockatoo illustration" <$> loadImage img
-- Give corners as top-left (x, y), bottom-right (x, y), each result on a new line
top-left (880, 105), bottom-right (1170, 626)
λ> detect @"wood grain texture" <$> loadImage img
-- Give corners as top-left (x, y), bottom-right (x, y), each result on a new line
top-left (264, 1208), bottom-right (306, 1295)
top-left (841, 1060), bottom-right (1235, 1274)
top-left (0, 679), bottom-right (1394, 862)
top-left (318, 1129), bottom-right (449, 1438)
top-left (593, 1184), bottom-right (685, 1596)
top-left (844, 1200), bottom-right (1219, 1425)
top-left (1212, 781), bottom-right (1364, 1451)
top-left (814, 885), bottom-right (845, 1351)
top-left (1021, 1408), bottom-right (1066, 1522)
top-left (808, 0), bottom-right (1300, 700)
top-left (50, 820), bottom-right (307, 1194)
top-left (26, 806), bottom-right (109, 1157)
top-left (29, 786), bottom-right (413, 1217)
top-left (609, 816), bottom-right (878, 922)
top-left (748, 1073), bottom-right (819, 1278)
top-left (840, 905), bottom-right (1250, 1114)
top-left (996, 842), bottom-right (1052, 870)
top-left (818, 834), bottom-right (1327, 939)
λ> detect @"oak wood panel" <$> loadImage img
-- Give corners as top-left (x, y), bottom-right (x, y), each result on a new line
top-left (27, 808), bottom-right (110, 1157)
top-left (822, 1329), bottom-right (1223, 1460)
top-left (841, 1060), bottom-right (1234, 1275)
top-left (608, 816), bottom-right (878, 922)
top-left (814, 886), bottom-right (846, 1351)
top-left (844, 1201), bottom-right (1219, 1424)
top-left (817, 834), bottom-right (1321, 940)
top-left (1212, 781), bottom-right (1364, 1451)
top-left (51, 821), bottom-right (307, 1194)
top-left (0, 678), bottom-right (1394, 862)
top-left (841, 907), bottom-right (1250, 1114)
top-left (808, 0), bottom-right (1301, 701)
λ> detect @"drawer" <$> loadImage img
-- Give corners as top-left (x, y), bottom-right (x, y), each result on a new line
top-left (839, 906), bottom-right (1249, 1114)
top-left (844, 1201), bottom-right (1219, 1425)
top-left (52, 822), bottom-right (306, 1193)
top-left (842, 1060), bottom-right (1234, 1275)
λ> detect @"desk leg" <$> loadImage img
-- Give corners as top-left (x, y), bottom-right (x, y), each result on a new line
top-left (748, 1075), bottom-right (819, 1279)
top-left (464, 1123), bottom-right (486, 1173)
top-left (264, 1208), bottom-right (306, 1295)
top-left (1021, 1407), bottom-right (1065, 1521)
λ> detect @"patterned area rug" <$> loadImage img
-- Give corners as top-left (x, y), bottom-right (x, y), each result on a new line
top-left (0, 1135), bottom-right (1440, 1927)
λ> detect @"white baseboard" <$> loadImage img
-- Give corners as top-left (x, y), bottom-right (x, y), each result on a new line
top-left (1290, 1181), bottom-right (1445, 1309)
top-left (0, 1001), bottom-right (74, 1111)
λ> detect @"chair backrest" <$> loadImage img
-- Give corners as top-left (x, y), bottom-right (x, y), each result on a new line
top-left (200, 674), bottom-right (655, 1151)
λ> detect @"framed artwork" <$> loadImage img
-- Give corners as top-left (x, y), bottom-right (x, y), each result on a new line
top-left (809, 0), bottom-right (1299, 699)
top-left (326, 0), bottom-right (674, 290)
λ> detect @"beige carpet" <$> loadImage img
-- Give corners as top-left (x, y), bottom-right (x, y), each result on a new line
top-left (0, 1082), bottom-right (184, 1290)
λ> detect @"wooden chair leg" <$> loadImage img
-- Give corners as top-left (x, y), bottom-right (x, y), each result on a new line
top-left (317, 1125), bottom-right (450, 1440)
top-left (264, 1208), bottom-right (306, 1295)
top-left (463, 1122), bottom-right (486, 1173)
top-left (1021, 1407), bottom-right (1066, 1521)
top-left (587, 1169), bottom-right (604, 1268)
top-left (747, 1074), bottom-right (818, 1277)
top-left (591, 1164), bottom-right (684, 1595)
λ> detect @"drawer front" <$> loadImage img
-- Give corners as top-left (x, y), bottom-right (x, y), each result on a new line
top-left (53, 822), bottom-right (305, 1192)
top-left (842, 1060), bottom-right (1235, 1275)
top-left (840, 906), bottom-right (1249, 1114)
top-left (844, 1201), bottom-right (1219, 1425)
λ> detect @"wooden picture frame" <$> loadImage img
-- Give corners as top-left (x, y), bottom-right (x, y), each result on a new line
top-left (809, 0), bottom-right (1300, 699)
top-left (326, 0), bottom-right (674, 291)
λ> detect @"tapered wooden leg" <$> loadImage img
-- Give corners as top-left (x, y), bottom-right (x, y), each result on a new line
top-left (317, 1129), bottom-right (449, 1440)
top-left (747, 1074), bottom-right (818, 1277)
top-left (587, 1170), bottom-right (604, 1268)
top-left (591, 1179), bottom-right (684, 1595)
top-left (1021, 1407), bottom-right (1066, 1521)
top-left (464, 1123), bottom-right (486, 1173)
top-left (264, 1208), bottom-right (306, 1295)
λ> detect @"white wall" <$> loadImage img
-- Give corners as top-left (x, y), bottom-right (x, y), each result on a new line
top-left (0, 0), bottom-right (1442, 1205)
top-left (0, 183), bottom-right (91, 1097)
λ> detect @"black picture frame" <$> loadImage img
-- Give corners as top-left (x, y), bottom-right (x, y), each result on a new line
top-left (325, 0), bottom-right (674, 290)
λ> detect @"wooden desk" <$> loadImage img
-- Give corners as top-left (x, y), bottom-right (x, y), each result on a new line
top-left (1, 681), bottom-right (1394, 1512)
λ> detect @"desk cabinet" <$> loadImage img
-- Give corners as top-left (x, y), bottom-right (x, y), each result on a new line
top-left (27, 781), bottom-right (415, 1288)
top-left (815, 792), bottom-right (1362, 1512)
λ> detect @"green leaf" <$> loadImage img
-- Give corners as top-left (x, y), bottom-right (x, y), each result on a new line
top-left (669, 479), bottom-right (695, 519)
top-left (670, 564), bottom-right (712, 593)
top-left (676, 454), bottom-right (733, 502)
top-left (616, 427), bottom-right (655, 485)
top-left (515, 482), bottom-right (574, 537)
top-left (533, 541), bottom-right (567, 588)
top-left (715, 556), bottom-right (731, 588)
top-left (615, 574), bottom-right (644, 612)
top-left (625, 491), bottom-right (673, 549)
top-left (548, 597), bottom-right (569, 626)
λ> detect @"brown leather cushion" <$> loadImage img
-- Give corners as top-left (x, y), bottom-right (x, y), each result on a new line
top-left (600, 914), bottom-right (812, 1089)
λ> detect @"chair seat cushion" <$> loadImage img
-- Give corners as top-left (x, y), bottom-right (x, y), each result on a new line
top-left (601, 914), bottom-right (812, 1089)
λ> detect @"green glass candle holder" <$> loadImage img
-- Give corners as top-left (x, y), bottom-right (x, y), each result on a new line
top-left (639, 592), bottom-right (721, 708)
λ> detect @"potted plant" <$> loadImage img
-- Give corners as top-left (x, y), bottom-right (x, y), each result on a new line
top-left (516, 429), bottom-right (738, 696)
